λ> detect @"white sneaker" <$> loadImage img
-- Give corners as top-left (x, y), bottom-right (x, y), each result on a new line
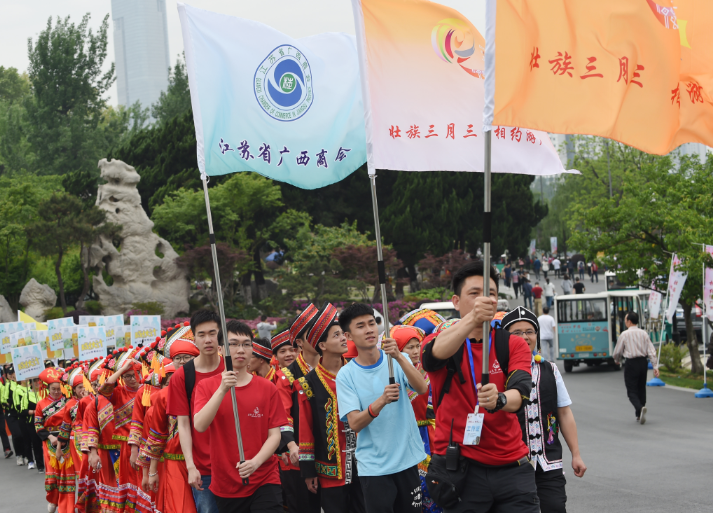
top-left (28, 461), bottom-right (35, 470)
top-left (23, 457), bottom-right (28, 465)
top-left (16, 456), bottom-right (23, 466)
top-left (639, 406), bottom-right (647, 425)
top-left (47, 503), bottom-right (57, 513)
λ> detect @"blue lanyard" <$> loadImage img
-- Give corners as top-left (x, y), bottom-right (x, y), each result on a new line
top-left (466, 332), bottom-right (492, 406)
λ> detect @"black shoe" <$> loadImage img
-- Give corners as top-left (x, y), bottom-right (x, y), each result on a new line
top-left (38, 467), bottom-right (45, 474)
top-left (4, 449), bottom-right (13, 459)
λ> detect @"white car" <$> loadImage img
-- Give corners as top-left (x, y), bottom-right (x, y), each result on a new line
top-left (419, 302), bottom-right (460, 320)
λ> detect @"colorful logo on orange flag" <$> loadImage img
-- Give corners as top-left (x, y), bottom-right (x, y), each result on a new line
top-left (431, 18), bottom-right (483, 78)
top-left (646, 0), bottom-right (691, 47)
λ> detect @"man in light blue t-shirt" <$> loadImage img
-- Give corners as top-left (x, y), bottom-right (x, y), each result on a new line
top-left (336, 303), bottom-right (428, 513)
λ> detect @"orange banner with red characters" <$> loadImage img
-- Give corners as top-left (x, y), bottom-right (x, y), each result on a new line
top-left (483, 0), bottom-right (713, 155)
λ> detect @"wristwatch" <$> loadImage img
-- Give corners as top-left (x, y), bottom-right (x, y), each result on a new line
top-left (487, 392), bottom-right (508, 413)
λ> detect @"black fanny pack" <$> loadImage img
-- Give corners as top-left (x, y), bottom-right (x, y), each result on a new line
top-left (425, 453), bottom-right (469, 509)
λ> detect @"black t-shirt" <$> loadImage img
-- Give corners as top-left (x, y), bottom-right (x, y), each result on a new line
top-left (573, 282), bottom-right (585, 294)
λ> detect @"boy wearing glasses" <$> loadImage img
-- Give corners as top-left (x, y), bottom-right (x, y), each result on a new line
top-left (194, 320), bottom-right (287, 513)
top-left (501, 307), bottom-right (587, 513)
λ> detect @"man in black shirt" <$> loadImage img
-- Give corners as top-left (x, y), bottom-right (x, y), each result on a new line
top-left (573, 278), bottom-right (586, 295)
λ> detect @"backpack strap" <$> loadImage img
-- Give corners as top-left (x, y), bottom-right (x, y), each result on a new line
top-left (436, 342), bottom-right (466, 408)
top-left (184, 359), bottom-right (196, 421)
top-left (494, 329), bottom-right (511, 378)
top-left (95, 395), bottom-right (100, 435)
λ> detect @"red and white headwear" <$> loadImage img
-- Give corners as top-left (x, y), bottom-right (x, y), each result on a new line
top-left (38, 367), bottom-right (64, 399)
top-left (270, 329), bottom-right (291, 353)
top-left (306, 303), bottom-right (339, 349)
top-left (112, 346), bottom-right (143, 375)
top-left (88, 358), bottom-right (107, 383)
top-left (289, 304), bottom-right (319, 344)
top-left (252, 338), bottom-right (273, 362)
top-left (163, 321), bottom-right (195, 359)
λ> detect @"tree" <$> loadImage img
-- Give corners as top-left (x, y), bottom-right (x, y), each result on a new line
top-left (332, 245), bottom-right (401, 302)
top-left (177, 243), bottom-right (250, 311)
top-left (25, 14), bottom-right (115, 177)
top-left (26, 193), bottom-right (118, 315)
top-left (151, 55), bottom-right (192, 125)
top-left (567, 148), bottom-right (713, 374)
top-left (0, 67), bottom-right (30, 103)
top-left (418, 249), bottom-right (470, 290)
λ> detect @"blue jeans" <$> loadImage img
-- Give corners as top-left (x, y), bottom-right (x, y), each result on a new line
top-left (523, 295), bottom-right (533, 310)
top-left (546, 296), bottom-right (554, 309)
top-left (192, 475), bottom-right (219, 513)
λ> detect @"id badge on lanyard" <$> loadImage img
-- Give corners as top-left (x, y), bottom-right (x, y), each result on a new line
top-left (462, 333), bottom-right (491, 446)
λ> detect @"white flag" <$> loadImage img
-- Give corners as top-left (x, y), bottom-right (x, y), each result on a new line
top-left (351, 0), bottom-right (578, 175)
top-left (665, 254), bottom-right (687, 323)
top-left (705, 245), bottom-right (713, 322)
top-left (648, 291), bottom-right (662, 319)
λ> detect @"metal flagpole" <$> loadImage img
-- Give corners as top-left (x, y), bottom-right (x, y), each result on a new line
top-left (369, 174), bottom-right (395, 384)
top-left (692, 243), bottom-right (713, 397)
top-left (481, 130), bottom-right (492, 385)
top-left (201, 175), bottom-right (249, 483)
top-left (647, 290), bottom-right (668, 386)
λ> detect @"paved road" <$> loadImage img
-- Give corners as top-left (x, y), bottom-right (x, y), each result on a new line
top-left (0, 439), bottom-right (48, 512)
top-left (508, 268), bottom-right (607, 311)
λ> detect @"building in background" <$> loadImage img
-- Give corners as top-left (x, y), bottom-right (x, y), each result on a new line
top-left (112, 0), bottom-right (170, 110)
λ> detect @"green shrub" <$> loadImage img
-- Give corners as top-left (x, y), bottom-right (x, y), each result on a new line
top-left (130, 301), bottom-right (165, 316)
top-left (83, 300), bottom-right (103, 315)
top-left (659, 343), bottom-right (688, 372)
top-left (404, 287), bottom-right (450, 302)
top-left (44, 306), bottom-right (75, 320)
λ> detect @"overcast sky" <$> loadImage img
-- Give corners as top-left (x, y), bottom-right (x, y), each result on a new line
top-left (1, 0), bottom-right (486, 106)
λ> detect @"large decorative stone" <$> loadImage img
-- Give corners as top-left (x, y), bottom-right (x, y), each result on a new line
top-left (0, 295), bottom-right (17, 322)
top-left (19, 278), bottom-right (56, 321)
top-left (88, 159), bottom-right (190, 317)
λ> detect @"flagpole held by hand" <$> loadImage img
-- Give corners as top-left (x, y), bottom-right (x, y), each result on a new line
top-left (481, 131), bottom-right (492, 386)
top-left (201, 175), bottom-right (249, 484)
top-left (369, 173), bottom-right (395, 384)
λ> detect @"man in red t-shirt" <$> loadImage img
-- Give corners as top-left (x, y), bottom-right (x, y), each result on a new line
top-left (194, 320), bottom-right (286, 513)
top-left (167, 310), bottom-right (225, 513)
top-left (532, 282), bottom-right (544, 316)
top-left (422, 261), bottom-right (539, 513)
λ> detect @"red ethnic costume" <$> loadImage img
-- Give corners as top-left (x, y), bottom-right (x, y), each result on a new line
top-left (297, 303), bottom-right (363, 513)
top-left (274, 305), bottom-right (322, 513)
top-left (35, 367), bottom-right (74, 513)
top-left (137, 322), bottom-right (198, 513)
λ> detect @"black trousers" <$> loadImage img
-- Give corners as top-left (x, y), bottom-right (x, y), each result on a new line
top-left (0, 407), bottom-right (11, 452)
top-left (360, 465), bottom-right (421, 513)
top-left (624, 357), bottom-right (649, 417)
top-left (535, 466), bottom-right (567, 513)
top-left (214, 484), bottom-right (283, 513)
top-left (280, 468), bottom-right (320, 513)
top-left (21, 418), bottom-right (43, 466)
top-left (5, 415), bottom-right (24, 458)
top-left (445, 460), bottom-right (539, 513)
top-left (321, 476), bottom-right (366, 513)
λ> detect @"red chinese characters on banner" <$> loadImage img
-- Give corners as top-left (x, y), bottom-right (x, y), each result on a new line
top-left (446, 123), bottom-right (455, 139)
top-left (407, 125), bottom-right (421, 139)
top-left (617, 56), bottom-right (629, 84)
top-left (686, 82), bottom-right (704, 103)
top-left (510, 127), bottom-right (522, 142)
top-left (494, 126), bottom-right (506, 139)
top-left (389, 125), bottom-right (401, 138)
top-left (671, 85), bottom-right (680, 107)
top-left (385, 125), bottom-right (540, 144)
top-left (526, 130), bottom-right (536, 144)
top-left (549, 51), bottom-right (574, 77)
top-left (580, 57), bottom-right (603, 79)
top-left (425, 125), bottom-right (438, 138)
top-left (463, 124), bottom-right (477, 138)
top-left (530, 47), bottom-right (541, 71)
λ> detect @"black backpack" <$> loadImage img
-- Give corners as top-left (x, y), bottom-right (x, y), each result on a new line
top-left (435, 329), bottom-right (511, 407)
top-left (184, 359), bottom-right (197, 420)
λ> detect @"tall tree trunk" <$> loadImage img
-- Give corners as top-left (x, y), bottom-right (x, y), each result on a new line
top-left (55, 251), bottom-right (67, 315)
top-left (242, 273), bottom-right (253, 306)
top-left (681, 302), bottom-right (703, 374)
top-left (254, 250), bottom-right (267, 301)
top-left (77, 241), bottom-right (90, 309)
top-left (406, 263), bottom-right (419, 293)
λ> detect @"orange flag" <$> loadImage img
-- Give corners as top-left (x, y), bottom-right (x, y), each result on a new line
top-left (483, 0), bottom-right (713, 155)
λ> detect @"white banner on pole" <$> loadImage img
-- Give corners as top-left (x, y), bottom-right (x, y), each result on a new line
top-left (665, 254), bottom-right (687, 323)
top-left (529, 239), bottom-right (536, 256)
top-left (648, 291), bottom-right (662, 319)
top-left (11, 344), bottom-right (44, 381)
top-left (704, 245), bottom-right (713, 322)
top-left (550, 237), bottom-right (558, 254)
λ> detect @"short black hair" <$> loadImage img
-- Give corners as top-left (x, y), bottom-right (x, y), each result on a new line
top-left (190, 309), bottom-right (223, 344)
top-left (226, 320), bottom-right (253, 340)
top-left (575, 277), bottom-right (580, 282)
top-left (452, 260), bottom-right (500, 296)
top-left (626, 311), bottom-right (639, 325)
top-left (543, 306), bottom-right (550, 314)
top-left (260, 315), bottom-right (267, 322)
top-left (339, 303), bottom-right (375, 333)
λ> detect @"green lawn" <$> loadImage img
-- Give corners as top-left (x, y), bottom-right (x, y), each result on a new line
top-left (659, 370), bottom-right (713, 389)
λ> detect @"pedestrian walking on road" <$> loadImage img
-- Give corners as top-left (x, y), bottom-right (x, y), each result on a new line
top-left (533, 282), bottom-right (544, 316)
top-left (256, 314), bottom-right (277, 341)
top-left (561, 275), bottom-right (573, 296)
top-left (502, 308), bottom-right (587, 513)
top-left (573, 277), bottom-right (585, 295)
top-left (553, 257), bottom-right (561, 279)
top-left (512, 269), bottom-right (520, 299)
top-left (577, 261), bottom-right (585, 281)
top-left (533, 257), bottom-right (541, 279)
top-left (542, 260), bottom-right (550, 280)
top-left (544, 279), bottom-right (556, 310)
top-left (591, 262), bottom-right (598, 283)
top-left (612, 312), bottom-right (659, 424)
top-left (504, 263), bottom-right (512, 288)
top-left (537, 307), bottom-right (557, 362)
top-left (522, 279), bottom-right (534, 310)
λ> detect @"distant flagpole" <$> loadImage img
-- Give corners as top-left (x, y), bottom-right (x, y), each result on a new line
top-left (201, 175), bottom-right (249, 483)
